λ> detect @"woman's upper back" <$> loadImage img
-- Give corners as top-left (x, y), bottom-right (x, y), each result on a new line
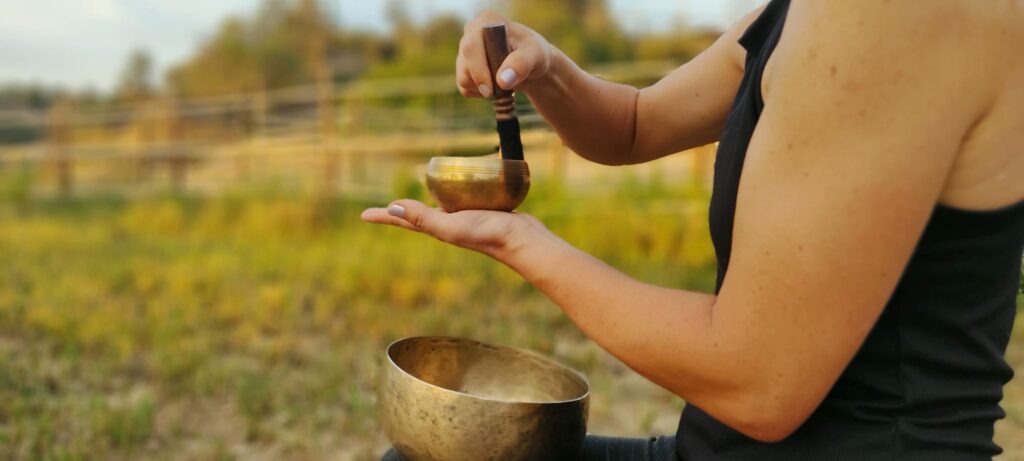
top-left (677, 1), bottom-right (1024, 459)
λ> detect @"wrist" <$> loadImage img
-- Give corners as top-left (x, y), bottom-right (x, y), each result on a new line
top-left (493, 216), bottom-right (565, 270)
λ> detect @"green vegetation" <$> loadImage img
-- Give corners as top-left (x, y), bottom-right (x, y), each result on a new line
top-left (0, 174), bottom-right (715, 459)
top-left (2, 0), bottom-right (1021, 458)
top-left (0, 0), bottom-right (718, 115)
top-left (2, 175), bottom-right (1023, 460)
top-left (167, 0), bottom-right (716, 96)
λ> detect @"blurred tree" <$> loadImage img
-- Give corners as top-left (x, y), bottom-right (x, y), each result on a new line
top-left (385, 0), bottom-right (416, 46)
top-left (0, 85), bottom-right (64, 144)
top-left (166, 0), bottom-right (379, 97)
top-left (167, 16), bottom-right (264, 95)
top-left (364, 6), bottom-right (464, 80)
top-left (634, 28), bottom-right (720, 62)
top-left (163, 0), bottom-right (722, 98)
top-left (0, 84), bottom-right (57, 110)
top-left (115, 49), bottom-right (156, 102)
top-left (494, 0), bottom-right (716, 65)
top-left (500, 0), bottom-right (631, 64)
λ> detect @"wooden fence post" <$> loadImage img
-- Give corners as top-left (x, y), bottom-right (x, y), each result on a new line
top-left (317, 65), bottom-right (339, 197)
top-left (691, 143), bottom-right (714, 190)
top-left (161, 98), bottom-right (188, 193)
top-left (344, 94), bottom-right (366, 188)
top-left (48, 98), bottom-right (73, 196)
top-left (131, 100), bottom-right (152, 183)
top-left (549, 133), bottom-right (568, 192)
top-left (253, 85), bottom-right (268, 139)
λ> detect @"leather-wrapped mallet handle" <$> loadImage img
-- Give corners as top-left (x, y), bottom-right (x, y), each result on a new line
top-left (483, 24), bottom-right (515, 116)
top-left (482, 24), bottom-right (524, 160)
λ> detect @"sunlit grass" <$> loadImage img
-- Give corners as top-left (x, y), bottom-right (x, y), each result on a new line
top-left (2, 170), bottom-right (1022, 459)
top-left (0, 174), bottom-right (715, 459)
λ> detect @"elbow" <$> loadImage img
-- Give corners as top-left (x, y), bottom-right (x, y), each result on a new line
top-left (575, 140), bottom-right (647, 166)
top-left (566, 143), bottom-right (638, 166)
top-left (573, 86), bottom-right (634, 165)
top-left (728, 412), bottom-right (803, 443)
top-left (707, 387), bottom-right (817, 443)
top-left (592, 155), bottom-right (634, 167)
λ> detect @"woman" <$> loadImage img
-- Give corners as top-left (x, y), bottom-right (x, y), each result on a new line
top-left (364, 0), bottom-right (1024, 459)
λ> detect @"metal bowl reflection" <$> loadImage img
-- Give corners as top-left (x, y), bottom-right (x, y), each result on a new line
top-left (379, 336), bottom-right (589, 461)
top-left (425, 156), bottom-right (530, 212)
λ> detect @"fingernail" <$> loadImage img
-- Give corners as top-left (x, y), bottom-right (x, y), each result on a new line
top-left (387, 204), bottom-right (405, 218)
top-left (478, 84), bottom-right (491, 98)
top-left (499, 68), bottom-right (517, 86)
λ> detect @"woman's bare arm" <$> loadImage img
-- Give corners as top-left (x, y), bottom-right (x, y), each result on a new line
top-left (370, 0), bottom-right (996, 442)
top-left (458, 9), bottom-right (762, 165)
top-left (506, 0), bottom-right (993, 440)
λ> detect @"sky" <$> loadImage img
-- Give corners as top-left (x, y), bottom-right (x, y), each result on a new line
top-left (0, 0), bottom-right (762, 92)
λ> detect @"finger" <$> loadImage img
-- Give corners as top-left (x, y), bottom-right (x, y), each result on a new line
top-left (461, 13), bottom-right (507, 98)
top-left (360, 207), bottom-right (423, 233)
top-left (494, 46), bottom-right (538, 91)
top-left (461, 35), bottom-right (495, 98)
top-left (387, 199), bottom-right (453, 236)
top-left (456, 54), bottom-right (482, 97)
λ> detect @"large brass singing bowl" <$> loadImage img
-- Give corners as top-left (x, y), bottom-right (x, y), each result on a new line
top-left (379, 336), bottom-right (589, 461)
top-left (425, 156), bottom-right (530, 212)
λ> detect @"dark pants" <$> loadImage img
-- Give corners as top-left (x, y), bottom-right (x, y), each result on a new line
top-left (381, 435), bottom-right (678, 461)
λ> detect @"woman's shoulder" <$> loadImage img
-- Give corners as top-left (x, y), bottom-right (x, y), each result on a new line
top-left (933, 0), bottom-right (1024, 210)
top-left (764, 0), bottom-right (1024, 210)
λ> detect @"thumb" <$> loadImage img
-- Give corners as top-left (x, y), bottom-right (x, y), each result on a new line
top-left (495, 46), bottom-right (540, 91)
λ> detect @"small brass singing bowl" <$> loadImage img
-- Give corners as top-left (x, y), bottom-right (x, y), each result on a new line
top-left (379, 336), bottom-right (590, 461)
top-left (425, 156), bottom-right (530, 212)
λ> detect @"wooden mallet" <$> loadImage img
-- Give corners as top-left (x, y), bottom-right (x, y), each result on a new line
top-left (482, 24), bottom-right (525, 162)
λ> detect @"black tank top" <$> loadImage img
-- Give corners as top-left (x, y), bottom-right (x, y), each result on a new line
top-left (676, 1), bottom-right (1024, 459)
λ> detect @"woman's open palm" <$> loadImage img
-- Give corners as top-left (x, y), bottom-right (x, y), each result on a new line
top-left (361, 200), bottom-right (545, 259)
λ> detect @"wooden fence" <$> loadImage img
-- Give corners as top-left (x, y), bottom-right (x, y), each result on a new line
top-left (0, 61), bottom-right (714, 200)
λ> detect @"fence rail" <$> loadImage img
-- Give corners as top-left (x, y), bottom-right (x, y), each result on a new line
top-left (0, 60), bottom-right (715, 199)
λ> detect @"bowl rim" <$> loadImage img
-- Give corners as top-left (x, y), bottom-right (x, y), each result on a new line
top-left (427, 155), bottom-right (529, 171)
top-left (385, 335), bottom-right (590, 405)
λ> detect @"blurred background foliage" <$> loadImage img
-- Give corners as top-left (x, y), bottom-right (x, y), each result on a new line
top-left (0, 174), bottom-right (718, 459)
top-left (0, 0), bottom-right (1021, 460)
top-left (0, 1), bottom-right (724, 458)
top-left (0, 0), bottom-right (716, 124)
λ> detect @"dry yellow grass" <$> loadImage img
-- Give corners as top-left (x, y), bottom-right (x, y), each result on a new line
top-left (0, 173), bottom-right (1020, 460)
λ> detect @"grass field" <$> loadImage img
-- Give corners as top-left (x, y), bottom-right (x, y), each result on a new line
top-left (0, 172), bottom-right (1021, 460)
